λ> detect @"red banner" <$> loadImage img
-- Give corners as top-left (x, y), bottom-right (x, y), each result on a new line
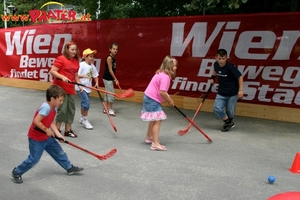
top-left (0, 12), bottom-right (300, 108)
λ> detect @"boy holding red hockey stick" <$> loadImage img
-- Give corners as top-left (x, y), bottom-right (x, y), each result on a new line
top-left (11, 85), bottom-right (83, 184)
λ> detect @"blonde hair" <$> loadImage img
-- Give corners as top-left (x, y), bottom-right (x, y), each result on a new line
top-left (156, 56), bottom-right (177, 79)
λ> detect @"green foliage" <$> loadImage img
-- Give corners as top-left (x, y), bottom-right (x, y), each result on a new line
top-left (97, 0), bottom-right (251, 19)
top-left (0, 0), bottom-right (298, 28)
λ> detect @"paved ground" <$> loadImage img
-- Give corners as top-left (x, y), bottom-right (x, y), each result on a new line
top-left (0, 85), bottom-right (300, 200)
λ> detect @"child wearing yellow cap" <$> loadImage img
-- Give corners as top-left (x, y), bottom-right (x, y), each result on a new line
top-left (76, 48), bottom-right (99, 129)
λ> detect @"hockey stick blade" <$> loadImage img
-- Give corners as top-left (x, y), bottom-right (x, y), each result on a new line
top-left (58, 79), bottom-right (134, 98)
top-left (118, 88), bottom-right (134, 98)
top-left (178, 96), bottom-right (203, 135)
top-left (96, 148), bottom-right (117, 160)
top-left (178, 84), bottom-right (213, 136)
top-left (174, 106), bottom-right (212, 142)
top-left (34, 127), bottom-right (118, 160)
top-left (178, 123), bottom-right (193, 136)
top-left (116, 85), bottom-right (135, 98)
top-left (55, 136), bottom-right (118, 160)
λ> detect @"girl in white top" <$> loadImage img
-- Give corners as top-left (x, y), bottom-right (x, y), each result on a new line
top-left (76, 48), bottom-right (99, 130)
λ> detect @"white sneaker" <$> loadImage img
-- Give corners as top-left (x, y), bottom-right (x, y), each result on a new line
top-left (83, 120), bottom-right (93, 130)
top-left (79, 117), bottom-right (83, 124)
top-left (109, 109), bottom-right (116, 117)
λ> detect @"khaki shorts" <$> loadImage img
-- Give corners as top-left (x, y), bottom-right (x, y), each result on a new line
top-left (56, 94), bottom-right (75, 123)
top-left (102, 79), bottom-right (115, 102)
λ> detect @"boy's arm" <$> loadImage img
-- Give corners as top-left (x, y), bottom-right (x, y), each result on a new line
top-left (33, 114), bottom-right (54, 138)
top-left (50, 122), bottom-right (65, 141)
top-left (94, 76), bottom-right (99, 88)
top-left (238, 75), bottom-right (244, 98)
top-left (93, 66), bottom-right (99, 87)
top-left (75, 73), bottom-right (83, 91)
top-left (210, 70), bottom-right (217, 84)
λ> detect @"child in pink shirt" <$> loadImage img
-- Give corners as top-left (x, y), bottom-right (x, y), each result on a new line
top-left (140, 56), bottom-right (178, 151)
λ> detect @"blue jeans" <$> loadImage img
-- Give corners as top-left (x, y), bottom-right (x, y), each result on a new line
top-left (77, 90), bottom-right (90, 111)
top-left (213, 94), bottom-right (238, 120)
top-left (15, 137), bottom-right (72, 175)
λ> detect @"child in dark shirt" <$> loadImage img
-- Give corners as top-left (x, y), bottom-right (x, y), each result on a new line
top-left (210, 49), bottom-right (244, 132)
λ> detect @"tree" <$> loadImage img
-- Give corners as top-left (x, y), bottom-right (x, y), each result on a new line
top-left (0, 0), bottom-right (298, 28)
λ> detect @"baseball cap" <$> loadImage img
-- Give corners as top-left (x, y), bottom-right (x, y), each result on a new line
top-left (82, 48), bottom-right (97, 58)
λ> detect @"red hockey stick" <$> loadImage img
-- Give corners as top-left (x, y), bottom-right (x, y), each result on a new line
top-left (97, 90), bottom-right (117, 132)
top-left (55, 136), bottom-right (117, 160)
top-left (178, 84), bottom-right (213, 136)
top-left (34, 126), bottom-right (117, 160)
top-left (174, 106), bottom-right (212, 142)
top-left (60, 79), bottom-right (134, 98)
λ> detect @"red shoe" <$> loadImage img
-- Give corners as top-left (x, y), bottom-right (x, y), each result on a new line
top-left (64, 130), bottom-right (78, 138)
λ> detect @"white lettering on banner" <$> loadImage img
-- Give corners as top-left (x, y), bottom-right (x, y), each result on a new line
top-left (9, 69), bottom-right (39, 79)
top-left (9, 68), bottom-right (53, 82)
top-left (19, 55), bottom-right (101, 71)
top-left (13, 55), bottom-right (102, 82)
top-left (237, 65), bottom-right (264, 79)
top-left (172, 77), bottom-right (300, 105)
top-left (197, 59), bottom-right (215, 77)
top-left (273, 31), bottom-right (300, 60)
top-left (172, 77), bottom-right (214, 92)
top-left (5, 29), bottom-right (72, 55)
top-left (243, 82), bottom-right (299, 105)
top-left (235, 31), bottom-right (275, 59)
top-left (19, 55), bottom-right (55, 68)
top-left (281, 67), bottom-right (300, 87)
top-left (238, 65), bottom-right (300, 87)
top-left (198, 59), bottom-right (300, 87)
top-left (40, 69), bottom-right (54, 82)
top-left (171, 22), bottom-right (227, 57)
top-left (170, 22), bottom-right (300, 60)
top-left (180, 58), bottom-right (300, 105)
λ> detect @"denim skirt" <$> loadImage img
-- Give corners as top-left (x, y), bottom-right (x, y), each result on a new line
top-left (140, 94), bottom-right (167, 121)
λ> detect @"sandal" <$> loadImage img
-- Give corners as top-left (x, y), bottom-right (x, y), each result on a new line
top-left (64, 130), bottom-right (78, 138)
top-left (150, 143), bottom-right (167, 151)
top-left (144, 136), bottom-right (152, 144)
